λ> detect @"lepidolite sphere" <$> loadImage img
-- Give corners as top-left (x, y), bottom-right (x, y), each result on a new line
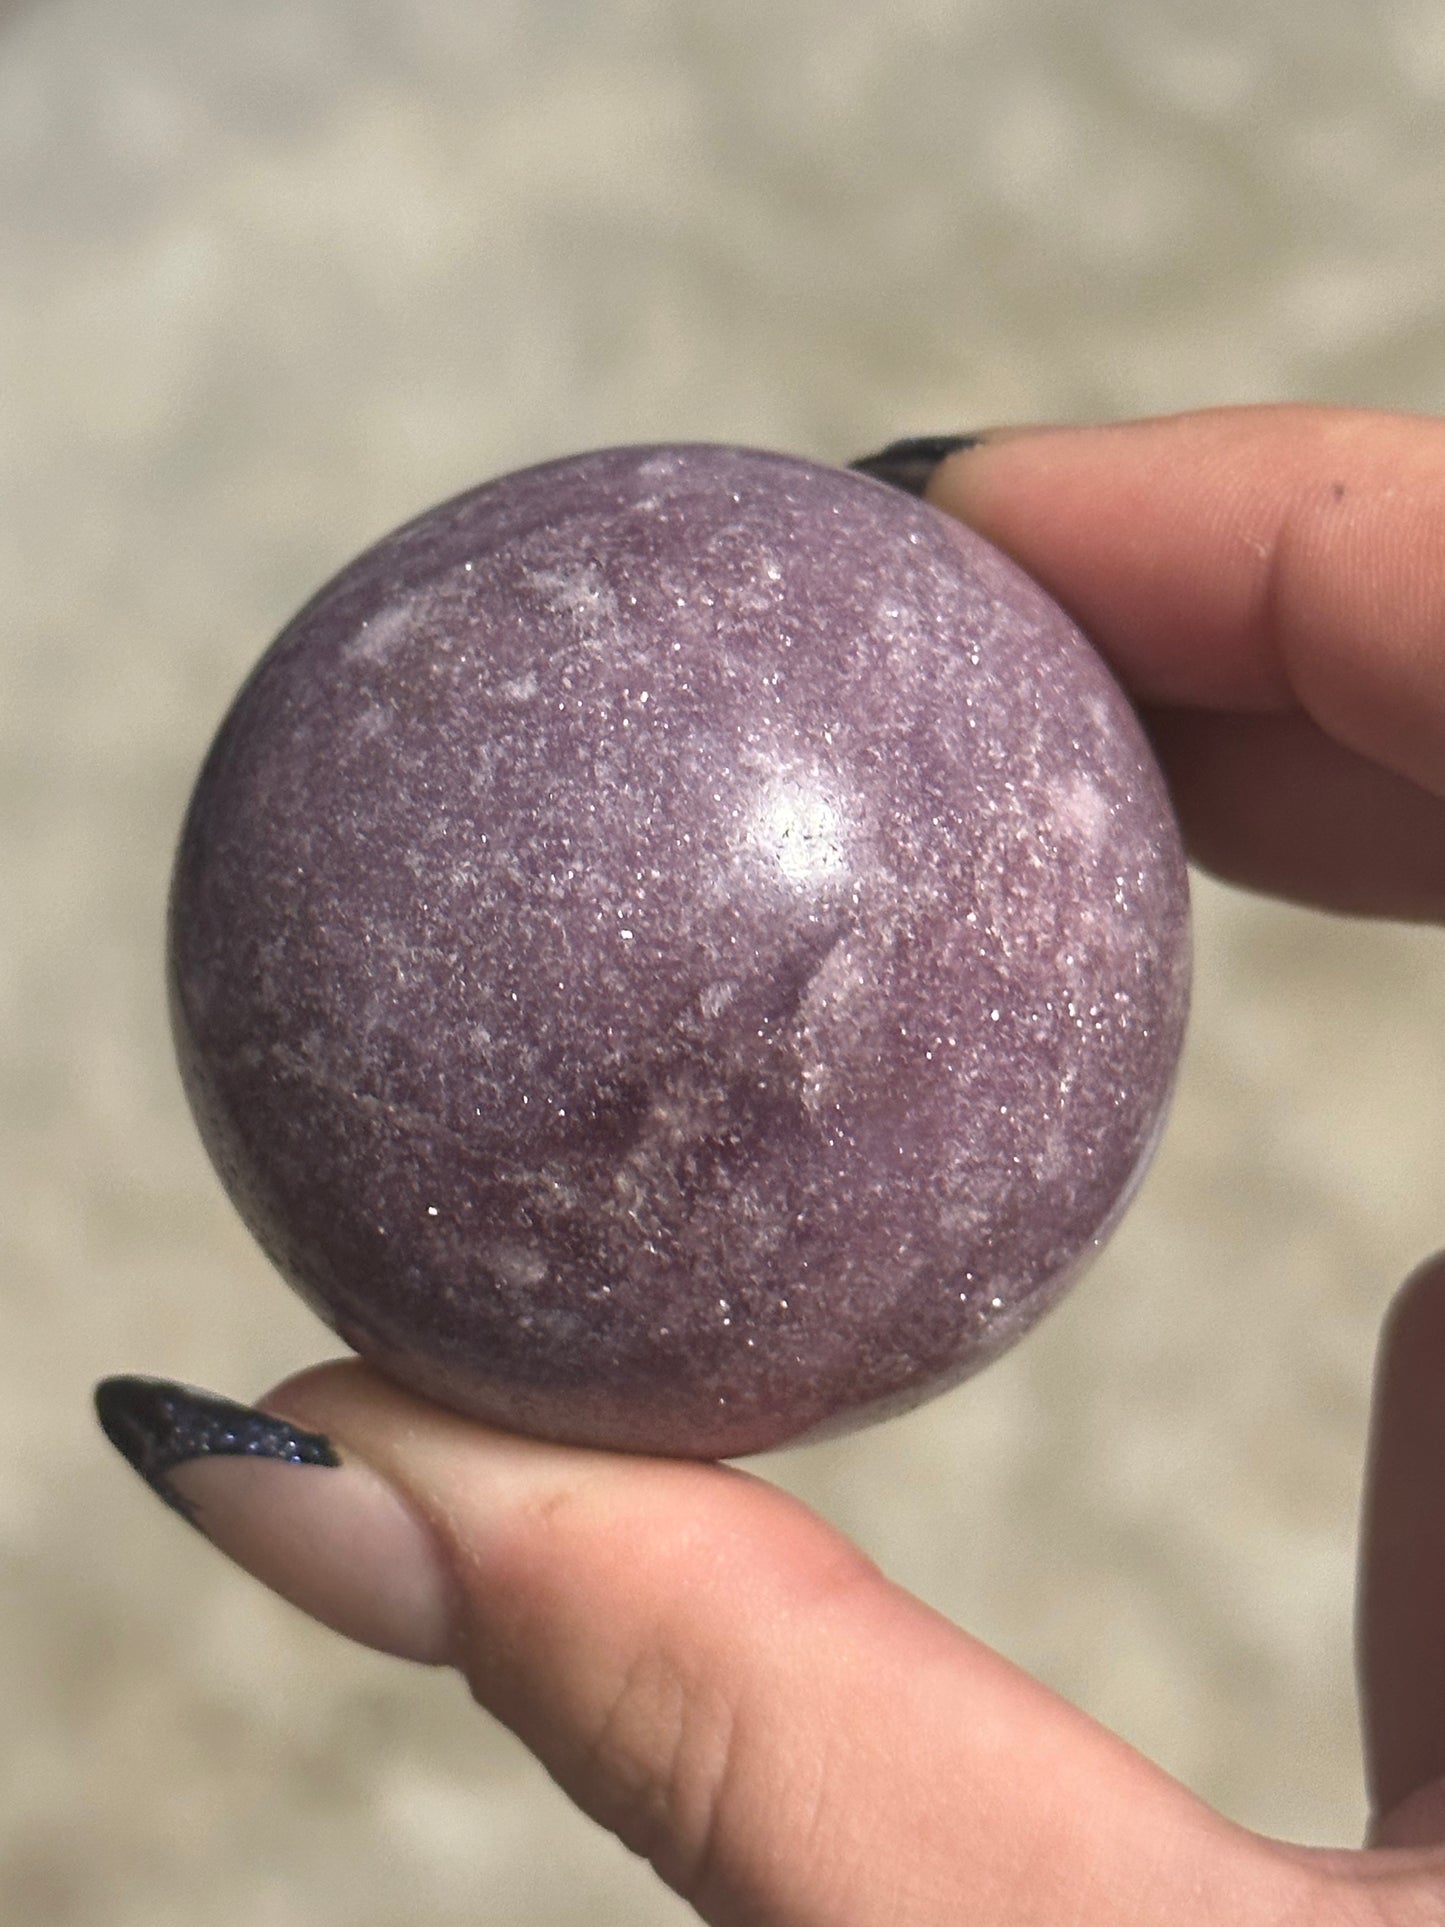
top-left (170, 445), bottom-right (1189, 1457)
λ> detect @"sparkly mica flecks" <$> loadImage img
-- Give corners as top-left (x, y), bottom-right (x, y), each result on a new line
top-left (169, 446), bottom-right (1191, 1458)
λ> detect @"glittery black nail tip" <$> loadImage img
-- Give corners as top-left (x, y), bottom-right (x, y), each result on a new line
top-left (848, 434), bottom-right (986, 497)
top-left (94, 1374), bottom-right (340, 1523)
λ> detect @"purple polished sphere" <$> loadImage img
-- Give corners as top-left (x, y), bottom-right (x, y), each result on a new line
top-left (170, 445), bottom-right (1189, 1457)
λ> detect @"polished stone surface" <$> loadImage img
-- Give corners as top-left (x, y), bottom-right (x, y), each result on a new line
top-left (13, 7), bottom-right (1445, 1916)
top-left (171, 447), bottom-right (1189, 1454)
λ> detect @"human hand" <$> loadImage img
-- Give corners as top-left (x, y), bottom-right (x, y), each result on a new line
top-left (98, 406), bottom-right (1445, 1924)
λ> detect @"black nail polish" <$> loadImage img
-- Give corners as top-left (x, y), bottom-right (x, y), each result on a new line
top-left (94, 1375), bottom-right (339, 1524)
top-left (848, 434), bottom-right (985, 498)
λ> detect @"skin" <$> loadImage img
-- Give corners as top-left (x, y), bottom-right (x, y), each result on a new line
top-left (181, 407), bottom-right (1445, 1924)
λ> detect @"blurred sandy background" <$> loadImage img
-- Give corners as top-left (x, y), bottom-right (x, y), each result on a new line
top-left (4, 1), bottom-right (1445, 1921)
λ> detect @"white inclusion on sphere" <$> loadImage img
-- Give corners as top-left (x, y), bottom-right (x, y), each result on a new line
top-left (1053, 770), bottom-right (1113, 849)
top-left (344, 595), bottom-right (423, 665)
top-left (748, 774), bottom-right (847, 888)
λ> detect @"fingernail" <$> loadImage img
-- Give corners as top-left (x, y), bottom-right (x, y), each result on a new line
top-left (848, 434), bottom-right (987, 497)
top-left (94, 1375), bottom-right (457, 1664)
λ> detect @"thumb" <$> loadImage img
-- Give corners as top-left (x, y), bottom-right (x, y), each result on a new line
top-left (1359, 1252), bottom-right (1445, 1849)
top-left (97, 1361), bottom-right (1314, 1926)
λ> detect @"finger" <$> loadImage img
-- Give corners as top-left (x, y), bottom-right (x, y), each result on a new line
top-left (101, 1364), bottom-right (1314, 1926)
top-left (1144, 708), bottom-right (1445, 919)
top-left (1359, 1254), bottom-right (1445, 1848)
top-left (929, 406), bottom-right (1445, 801)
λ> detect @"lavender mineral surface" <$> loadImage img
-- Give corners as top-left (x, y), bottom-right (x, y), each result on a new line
top-left (169, 445), bottom-right (1190, 1456)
